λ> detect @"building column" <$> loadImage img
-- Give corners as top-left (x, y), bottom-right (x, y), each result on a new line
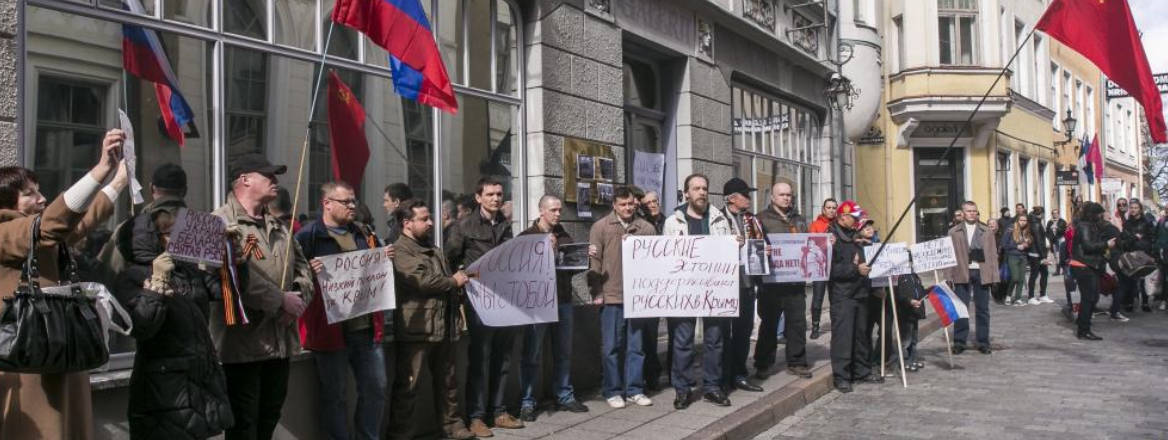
top-left (1, 0), bottom-right (18, 164)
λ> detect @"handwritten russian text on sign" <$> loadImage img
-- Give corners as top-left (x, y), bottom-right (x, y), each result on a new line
top-left (865, 243), bottom-right (912, 279)
top-left (317, 247), bottom-right (396, 324)
top-left (910, 237), bottom-right (958, 273)
top-left (762, 233), bottom-right (832, 283)
top-left (633, 151), bottom-right (665, 198)
top-left (166, 208), bottom-right (227, 266)
top-left (466, 235), bottom-right (558, 327)
top-left (623, 235), bottom-right (740, 318)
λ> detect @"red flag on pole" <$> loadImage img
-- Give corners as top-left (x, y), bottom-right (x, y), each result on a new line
top-left (326, 71), bottom-right (371, 191)
top-left (1037, 0), bottom-right (1166, 143)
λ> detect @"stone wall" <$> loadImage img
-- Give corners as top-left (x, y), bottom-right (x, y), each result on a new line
top-left (0, 0), bottom-right (18, 165)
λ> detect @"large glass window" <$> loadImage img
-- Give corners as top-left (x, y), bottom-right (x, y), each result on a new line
top-left (996, 152), bottom-right (1011, 210)
top-left (1019, 156), bottom-right (1030, 207)
top-left (33, 77), bottom-right (109, 199)
top-left (938, 0), bottom-right (977, 65)
top-left (731, 86), bottom-right (820, 215)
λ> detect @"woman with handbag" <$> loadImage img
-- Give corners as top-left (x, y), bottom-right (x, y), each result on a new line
top-left (0, 129), bottom-right (128, 439)
top-left (1070, 202), bottom-right (1116, 340)
top-left (1112, 199), bottom-right (1157, 321)
top-left (999, 214), bottom-right (1034, 306)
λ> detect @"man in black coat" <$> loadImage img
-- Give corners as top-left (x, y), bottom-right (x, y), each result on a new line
top-left (827, 200), bottom-right (880, 393)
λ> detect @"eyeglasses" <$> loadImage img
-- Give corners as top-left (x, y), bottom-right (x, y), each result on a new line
top-left (327, 198), bottom-right (358, 207)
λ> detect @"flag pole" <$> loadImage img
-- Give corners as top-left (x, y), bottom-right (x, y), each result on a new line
top-left (868, 27), bottom-right (1038, 266)
top-left (881, 290), bottom-right (887, 378)
top-left (887, 282), bottom-right (908, 388)
top-left (281, 20), bottom-right (337, 290)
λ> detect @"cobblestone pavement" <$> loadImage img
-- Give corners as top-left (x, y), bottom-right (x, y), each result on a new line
top-left (755, 278), bottom-right (1168, 440)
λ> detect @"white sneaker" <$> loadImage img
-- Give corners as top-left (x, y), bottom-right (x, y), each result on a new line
top-left (1028, 298), bottom-right (1040, 305)
top-left (1014, 300), bottom-right (1026, 307)
top-left (1159, 302), bottom-right (1167, 311)
top-left (628, 394), bottom-right (653, 406)
top-left (1003, 299), bottom-right (1013, 306)
top-left (1039, 296), bottom-right (1055, 304)
top-left (1110, 313), bottom-right (1130, 322)
top-left (606, 396), bottom-right (626, 409)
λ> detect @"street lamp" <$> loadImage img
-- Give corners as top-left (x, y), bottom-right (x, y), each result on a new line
top-left (1055, 109), bottom-right (1078, 146)
top-left (826, 73), bottom-right (856, 111)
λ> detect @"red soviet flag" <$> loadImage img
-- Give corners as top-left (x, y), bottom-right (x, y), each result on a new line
top-left (327, 71), bottom-right (371, 192)
top-left (1037, 0), bottom-right (1166, 143)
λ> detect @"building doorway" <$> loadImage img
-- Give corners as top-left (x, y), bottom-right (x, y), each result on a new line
top-left (915, 147), bottom-right (965, 241)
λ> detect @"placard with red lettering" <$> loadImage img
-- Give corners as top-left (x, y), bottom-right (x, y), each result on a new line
top-left (762, 233), bottom-right (832, 283)
top-left (465, 235), bottom-right (558, 327)
top-left (622, 235), bottom-right (740, 318)
top-left (316, 247), bottom-right (396, 324)
top-left (166, 208), bottom-right (227, 266)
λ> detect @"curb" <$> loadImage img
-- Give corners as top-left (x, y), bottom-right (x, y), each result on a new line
top-left (684, 315), bottom-right (945, 440)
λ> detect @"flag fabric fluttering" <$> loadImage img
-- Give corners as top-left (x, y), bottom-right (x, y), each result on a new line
top-left (1078, 134), bottom-right (1094, 186)
top-left (927, 284), bottom-right (969, 327)
top-left (326, 71), bottom-right (372, 192)
top-left (332, 0), bottom-right (458, 114)
top-left (1088, 134), bottom-right (1103, 184)
top-left (1037, 0), bottom-right (1166, 143)
top-left (121, 0), bottom-right (195, 146)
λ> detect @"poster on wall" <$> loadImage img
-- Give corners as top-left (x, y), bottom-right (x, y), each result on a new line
top-left (598, 157), bottom-right (615, 181)
top-left (633, 151), bottom-right (665, 198)
top-left (577, 183), bottom-right (592, 218)
top-left (563, 137), bottom-right (616, 203)
top-left (577, 154), bottom-right (595, 180)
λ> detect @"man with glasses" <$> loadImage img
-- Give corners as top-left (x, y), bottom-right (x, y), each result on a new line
top-left (214, 154), bottom-right (314, 440)
top-left (944, 201), bottom-right (1000, 355)
top-left (296, 182), bottom-right (392, 440)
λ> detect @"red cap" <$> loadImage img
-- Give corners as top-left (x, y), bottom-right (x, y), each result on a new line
top-left (837, 200), bottom-right (864, 218)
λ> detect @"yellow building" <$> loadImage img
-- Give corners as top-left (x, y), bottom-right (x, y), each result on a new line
top-left (857, 0), bottom-right (1063, 243)
top-left (1049, 39), bottom-right (1107, 214)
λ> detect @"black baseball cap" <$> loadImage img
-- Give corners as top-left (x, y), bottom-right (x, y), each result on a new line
top-left (229, 153), bottom-right (287, 182)
top-left (152, 163), bottom-right (187, 191)
top-left (722, 178), bottom-right (756, 198)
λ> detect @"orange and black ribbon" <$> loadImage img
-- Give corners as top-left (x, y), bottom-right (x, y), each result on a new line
top-left (240, 233), bottom-right (265, 260)
top-left (220, 239), bottom-right (250, 326)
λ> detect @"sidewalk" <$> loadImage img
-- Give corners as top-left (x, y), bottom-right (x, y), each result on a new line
top-left (488, 294), bottom-right (944, 440)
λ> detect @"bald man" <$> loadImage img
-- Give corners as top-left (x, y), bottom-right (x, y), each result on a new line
top-left (753, 182), bottom-right (813, 380)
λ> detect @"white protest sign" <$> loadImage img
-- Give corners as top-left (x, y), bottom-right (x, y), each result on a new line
top-left (623, 235), bottom-right (740, 318)
top-left (762, 233), bottom-right (832, 283)
top-left (633, 151), bottom-right (665, 198)
top-left (117, 109), bottom-right (145, 205)
top-left (911, 237), bottom-right (959, 273)
top-left (865, 243), bottom-right (913, 279)
top-left (316, 247), bottom-right (396, 324)
top-left (166, 208), bottom-right (226, 266)
top-left (465, 235), bottom-right (558, 327)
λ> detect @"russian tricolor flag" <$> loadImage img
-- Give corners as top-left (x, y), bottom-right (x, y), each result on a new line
top-left (121, 0), bottom-right (194, 145)
top-left (333, 0), bottom-right (458, 114)
top-left (927, 284), bottom-right (969, 327)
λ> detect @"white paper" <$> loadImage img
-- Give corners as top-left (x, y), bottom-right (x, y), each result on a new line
top-left (465, 235), bottom-right (558, 327)
top-left (117, 109), bottom-right (144, 204)
top-left (633, 151), bottom-right (666, 198)
top-left (316, 247), bottom-right (396, 324)
top-left (762, 233), bottom-right (832, 283)
top-left (742, 239), bottom-right (770, 275)
top-left (910, 237), bottom-right (959, 273)
top-left (865, 242), bottom-right (913, 279)
top-left (622, 235), bottom-right (740, 318)
top-left (166, 208), bottom-right (226, 266)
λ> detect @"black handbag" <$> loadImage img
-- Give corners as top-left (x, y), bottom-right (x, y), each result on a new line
top-left (1116, 250), bottom-right (1157, 278)
top-left (0, 216), bottom-right (109, 373)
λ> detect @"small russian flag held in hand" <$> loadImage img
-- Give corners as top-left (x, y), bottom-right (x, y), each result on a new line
top-left (927, 284), bottom-right (969, 327)
top-left (332, 0), bottom-right (459, 114)
top-left (120, 0), bottom-right (195, 146)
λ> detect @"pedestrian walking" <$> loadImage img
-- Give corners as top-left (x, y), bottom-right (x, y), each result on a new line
top-left (1069, 202), bottom-right (1114, 340)
top-left (1026, 207), bottom-right (1053, 304)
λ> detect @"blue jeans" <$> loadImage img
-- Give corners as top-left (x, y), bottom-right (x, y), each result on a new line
top-left (520, 303), bottom-right (577, 409)
top-left (600, 305), bottom-right (646, 398)
top-left (953, 269), bottom-right (991, 348)
top-left (312, 330), bottom-right (388, 440)
top-left (669, 317), bottom-right (725, 393)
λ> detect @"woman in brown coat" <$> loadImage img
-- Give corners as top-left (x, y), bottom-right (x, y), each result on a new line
top-left (0, 129), bottom-right (128, 439)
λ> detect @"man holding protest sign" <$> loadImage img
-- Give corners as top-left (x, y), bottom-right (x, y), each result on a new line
top-left (295, 182), bottom-right (390, 440)
top-left (445, 177), bottom-right (522, 436)
top-left (754, 182), bottom-right (813, 381)
top-left (213, 154), bottom-right (313, 440)
top-left (662, 174), bottom-right (734, 409)
top-left (589, 187), bottom-right (657, 410)
top-left (944, 201), bottom-right (1000, 355)
top-left (518, 195), bottom-right (589, 421)
top-left (718, 178), bottom-right (766, 393)
top-left (828, 200), bottom-right (879, 393)
top-left (388, 199), bottom-right (475, 440)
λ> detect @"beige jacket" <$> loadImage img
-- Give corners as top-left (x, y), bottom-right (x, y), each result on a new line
top-left (587, 212), bottom-right (656, 305)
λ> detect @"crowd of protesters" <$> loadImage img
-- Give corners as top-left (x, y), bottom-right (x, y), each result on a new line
top-left (2, 128), bottom-right (1165, 439)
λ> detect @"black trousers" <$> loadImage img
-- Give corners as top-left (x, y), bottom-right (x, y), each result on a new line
top-left (722, 287), bottom-right (756, 383)
top-left (642, 318), bottom-right (663, 388)
top-left (810, 281), bottom-right (828, 325)
top-left (1071, 266), bottom-right (1101, 333)
top-left (828, 290), bottom-right (872, 383)
top-left (863, 294), bottom-right (889, 368)
top-left (223, 358), bottom-right (291, 440)
top-left (754, 283), bottom-right (807, 370)
top-left (466, 309), bottom-right (518, 420)
top-left (1027, 259), bottom-right (1049, 298)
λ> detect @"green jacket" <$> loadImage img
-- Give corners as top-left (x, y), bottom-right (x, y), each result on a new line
top-left (393, 233), bottom-right (464, 342)
top-left (211, 193), bottom-right (313, 363)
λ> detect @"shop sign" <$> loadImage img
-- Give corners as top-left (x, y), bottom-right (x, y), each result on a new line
top-left (1055, 170), bottom-right (1079, 186)
top-left (1101, 177), bottom-right (1123, 194)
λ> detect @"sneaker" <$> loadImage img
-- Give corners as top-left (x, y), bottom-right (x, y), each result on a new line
top-left (1014, 300), bottom-right (1026, 307)
top-left (606, 396), bottom-right (626, 409)
top-left (1159, 302), bottom-right (1167, 311)
top-left (628, 394), bottom-right (653, 406)
top-left (1110, 313), bottom-right (1130, 322)
top-left (1039, 296), bottom-right (1055, 304)
top-left (1027, 298), bottom-right (1040, 305)
top-left (1002, 299), bottom-right (1013, 306)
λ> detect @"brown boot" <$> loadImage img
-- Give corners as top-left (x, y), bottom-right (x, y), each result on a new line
top-left (469, 419), bottom-right (494, 438)
top-left (444, 424), bottom-right (476, 440)
top-left (493, 413), bottom-right (525, 429)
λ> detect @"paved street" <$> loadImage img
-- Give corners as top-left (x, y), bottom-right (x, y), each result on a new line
top-left (755, 278), bottom-right (1168, 439)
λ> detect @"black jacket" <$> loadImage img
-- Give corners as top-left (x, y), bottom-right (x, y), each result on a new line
top-left (519, 221), bottom-right (577, 303)
top-left (445, 209), bottom-right (513, 269)
top-left (112, 203), bottom-right (233, 440)
top-left (893, 273), bottom-right (927, 321)
top-left (829, 222), bottom-right (869, 299)
top-left (1046, 218), bottom-right (1067, 246)
top-left (1071, 220), bottom-right (1110, 272)
top-left (1119, 215), bottom-right (1156, 254)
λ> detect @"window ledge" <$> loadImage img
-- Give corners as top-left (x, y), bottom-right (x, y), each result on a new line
top-left (90, 351), bottom-right (317, 391)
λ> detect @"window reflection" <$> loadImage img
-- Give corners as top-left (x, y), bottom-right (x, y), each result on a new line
top-left (224, 0), bottom-right (266, 40)
top-left (226, 46), bottom-right (268, 157)
top-left (275, 0), bottom-right (316, 50)
top-left (442, 96), bottom-right (520, 230)
top-left (163, 0), bottom-right (212, 28)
